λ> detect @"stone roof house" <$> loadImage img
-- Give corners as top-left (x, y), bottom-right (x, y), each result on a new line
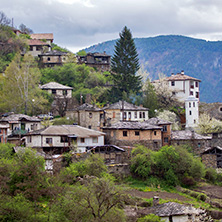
top-left (77, 52), bottom-right (111, 72)
top-left (104, 100), bottom-right (149, 125)
top-left (171, 130), bottom-right (212, 155)
top-left (38, 50), bottom-right (68, 68)
top-left (26, 39), bottom-right (51, 57)
top-left (30, 33), bottom-right (54, 44)
top-left (102, 121), bottom-right (162, 149)
top-left (0, 114), bottom-right (41, 144)
top-left (40, 82), bottom-right (73, 98)
top-left (25, 125), bottom-right (105, 154)
top-left (66, 103), bottom-right (104, 131)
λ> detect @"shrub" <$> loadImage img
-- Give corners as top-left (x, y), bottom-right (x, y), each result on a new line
top-left (205, 168), bottom-right (217, 183)
top-left (197, 193), bottom-right (207, 201)
top-left (137, 214), bottom-right (164, 222)
top-left (181, 175), bottom-right (196, 187)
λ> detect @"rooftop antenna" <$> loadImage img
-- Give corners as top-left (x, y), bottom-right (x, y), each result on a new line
top-left (11, 18), bottom-right (14, 27)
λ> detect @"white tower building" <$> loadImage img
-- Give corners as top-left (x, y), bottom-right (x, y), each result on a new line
top-left (185, 96), bottom-right (199, 129)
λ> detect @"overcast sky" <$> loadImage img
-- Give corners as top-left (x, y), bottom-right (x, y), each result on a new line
top-left (1, 0), bottom-right (222, 52)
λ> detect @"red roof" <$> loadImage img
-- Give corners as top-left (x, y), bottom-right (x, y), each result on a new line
top-left (165, 73), bottom-right (201, 82)
top-left (30, 33), bottom-right (54, 41)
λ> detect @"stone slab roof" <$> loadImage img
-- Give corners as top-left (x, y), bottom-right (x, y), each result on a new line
top-left (0, 114), bottom-right (40, 123)
top-left (30, 33), bottom-right (54, 40)
top-left (27, 125), bottom-right (105, 137)
top-left (164, 73), bottom-right (201, 82)
top-left (105, 101), bottom-right (149, 111)
top-left (40, 82), bottom-right (73, 90)
top-left (202, 146), bottom-right (222, 154)
top-left (39, 50), bottom-right (68, 56)
top-left (154, 202), bottom-right (203, 217)
top-left (73, 103), bottom-right (102, 112)
top-left (171, 130), bottom-right (212, 140)
top-left (102, 121), bottom-right (162, 130)
top-left (28, 39), bottom-right (50, 46)
top-left (145, 117), bottom-right (171, 125)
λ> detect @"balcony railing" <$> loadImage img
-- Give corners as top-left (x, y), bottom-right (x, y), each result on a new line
top-left (12, 129), bottom-right (27, 136)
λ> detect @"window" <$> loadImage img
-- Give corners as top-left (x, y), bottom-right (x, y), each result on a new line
top-left (172, 91), bottom-right (176, 95)
top-left (143, 112), bottom-right (145, 118)
top-left (171, 81), bottom-right (175, 86)
top-left (123, 112), bottom-right (127, 120)
top-left (27, 136), bottom-right (32, 143)
top-left (193, 102), bottom-right (195, 107)
top-left (113, 112), bottom-right (115, 118)
top-left (128, 112), bottom-right (131, 119)
top-left (196, 82), bottom-right (199, 87)
top-left (164, 137), bottom-right (169, 143)
top-left (60, 136), bottom-right (68, 143)
top-left (81, 138), bottom-right (85, 143)
top-left (196, 92), bottom-right (199, 98)
top-left (47, 57), bottom-right (51, 61)
top-left (198, 143), bottom-right (201, 148)
top-left (154, 131), bottom-right (157, 136)
top-left (93, 137), bottom-right (98, 143)
top-left (89, 112), bottom-right (92, 118)
top-left (134, 112), bottom-right (137, 118)
top-left (123, 131), bottom-right (127, 137)
top-left (190, 111), bottom-right (192, 115)
top-left (46, 138), bottom-right (52, 144)
top-left (139, 112), bottom-right (142, 118)
top-left (135, 131), bottom-right (140, 136)
top-left (190, 91), bottom-right (193, 96)
top-left (63, 90), bottom-right (67, 96)
top-left (88, 125), bottom-right (91, 129)
top-left (52, 89), bottom-right (56, 94)
top-left (194, 119), bottom-right (196, 124)
top-left (189, 102), bottom-right (191, 108)
top-left (162, 125), bottom-right (167, 132)
top-left (219, 107), bottom-right (222, 112)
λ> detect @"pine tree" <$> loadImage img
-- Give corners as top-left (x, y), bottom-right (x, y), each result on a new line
top-left (111, 26), bottom-right (142, 100)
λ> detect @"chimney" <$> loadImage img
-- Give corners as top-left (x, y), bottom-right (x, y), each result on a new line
top-left (171, 73), bottom-right (174, 76)
top-left (181, 70), bottom-right (184, 75)
top-left (153, 196), bottom-right (159, 206)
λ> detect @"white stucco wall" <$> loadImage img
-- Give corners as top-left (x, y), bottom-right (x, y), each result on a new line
top-left (46, 89), bottom-right (72, 98)
top-left (120, 111), bottom-right (149, 121)
top-left (185, 97), bottom-right (199, 128)
top-left (161, 215), bottom-right (188, 222)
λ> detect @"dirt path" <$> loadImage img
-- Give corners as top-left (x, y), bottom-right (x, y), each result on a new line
top-left (194, 184), bottom-right (222, 199)
top-left (129, 189), bottom-right (192, 202)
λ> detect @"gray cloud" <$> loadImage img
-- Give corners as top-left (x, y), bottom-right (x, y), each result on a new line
top-left (2, 0), bottom-right (222, 52)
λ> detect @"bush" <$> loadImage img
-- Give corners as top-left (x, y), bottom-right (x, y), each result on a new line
top-left (137, 214), bottom-right (164, 222)
top-left (197, 193), bottom-right (207, 201)
top-left (205, 168), bottom-right (217, 183)
top-left (181, 175), bottom-right (196, 187)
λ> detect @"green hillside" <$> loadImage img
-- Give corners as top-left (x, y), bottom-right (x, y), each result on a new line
top-left (84, 35), bottom-right (222, 103)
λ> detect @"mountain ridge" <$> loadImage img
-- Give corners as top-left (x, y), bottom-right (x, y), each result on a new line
top-left (83, 35), bottom-right (222, 103)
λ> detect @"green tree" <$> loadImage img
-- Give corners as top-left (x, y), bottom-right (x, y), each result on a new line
top-left (111, 26), bottom-right (142, 101)
top-left (0, 53), bottom-right (49, 114)
top-left (142, 79), bottom-right (159, 117)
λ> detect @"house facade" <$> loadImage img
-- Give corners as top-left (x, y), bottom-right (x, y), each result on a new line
top-left (26, 39), bottom-right (51, 57)
top-left (145, 118), bottom-right (172, 146)
top-left (77, 52), bottom-right (111, 72)
top-left (38, 50), bottom-right (68, 68)
top-left (171, 130), bottom-right (212, 155)
top-left (40, 82), bottom-right (73, 98)
top-left (66, 103), bottom-right (104, 131)
top-left (104, 101), bottom-right (149, 126)
top-left (102, 121), bottom-right (162, 149)
top-left (153, 71), bottom-right (201, 102)
top-left (25, 125), bottom-right (105, 154)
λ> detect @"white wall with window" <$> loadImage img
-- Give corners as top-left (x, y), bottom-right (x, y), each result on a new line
top-left (185, 96), bottom-right (199, 128)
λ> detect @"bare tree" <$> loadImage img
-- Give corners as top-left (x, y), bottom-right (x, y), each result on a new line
top-left (0, 11), bottom-right (11, 26)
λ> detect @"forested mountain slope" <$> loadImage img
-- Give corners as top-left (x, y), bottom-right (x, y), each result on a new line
top-left (84, 35), bottom-right (222, 103)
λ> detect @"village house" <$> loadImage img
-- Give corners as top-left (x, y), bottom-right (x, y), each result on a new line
top-left (104, 100), bottom-right (149, 126)
top-left (30, 33), bottom-right (54, 45)
top-left (26, 39), bottom-right (51, 57)
top-left (38, 50), bottom-right (68, 68)
top-left (66, 103), bottom-right (104, 131)
top-left (171, 130), bottom-right (212, 155)
top-left (0, 113), bottom-right (41, 144)
top-left (145, 117), bottom-right (172, 146)
top-left (77, 52), bottom-right (111, 72)
top-left (152, 71), bottom-right (201, 102)
top-left (40, 82), bottom-right (73, 98)
top-left (201, 146), bottom-right (222, 169)
top-left (102, 121), bottom-right (162, 149)
top-left (25, 125), bottom-right (105, 154)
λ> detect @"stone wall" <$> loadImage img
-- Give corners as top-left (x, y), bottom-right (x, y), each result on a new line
top-left (201, 154), bottom-right (217, 168)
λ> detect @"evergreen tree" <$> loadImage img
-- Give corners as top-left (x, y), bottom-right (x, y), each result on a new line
top-left (111, 26), bottom-right (142, 101)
